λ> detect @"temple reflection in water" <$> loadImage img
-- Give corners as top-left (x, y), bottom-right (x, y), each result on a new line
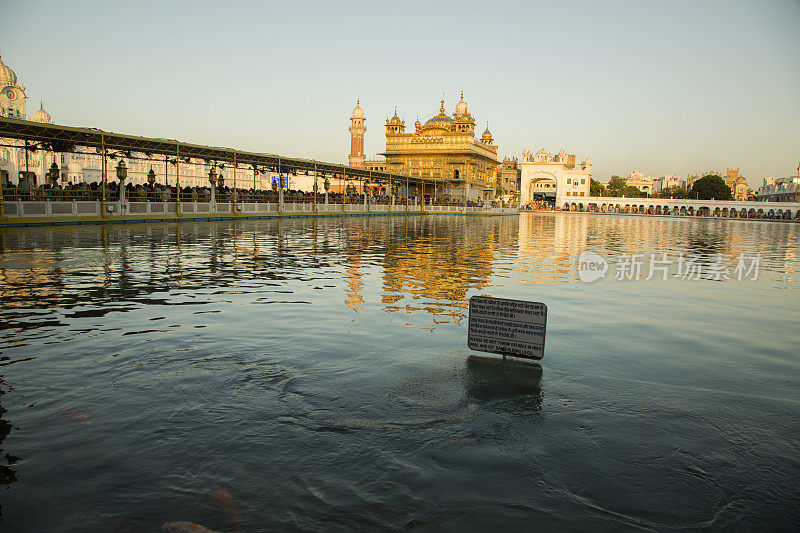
top-left (0, 214), bottom-right (797, 327)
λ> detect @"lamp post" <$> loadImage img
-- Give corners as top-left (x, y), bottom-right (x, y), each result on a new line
top-left (48, 161), bottom-right (60, 187)
top-left (147, 168), bottom-right (156, 187)
top-left (278, 172), bottom-right (284, 212)
top-left (208, 166), bottom-right (217, 206)
top-left (116, 159), bottom-right (127, 206)
top-left (324, 177), bottom-right (330, 205)
top-left (313, 165), bottom-right (318, 214)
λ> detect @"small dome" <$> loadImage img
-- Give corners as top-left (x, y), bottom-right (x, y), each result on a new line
top-left (351, 98), bottom-right (364, 119)
top-left (424, 114), bottom-right (453, 127)
top-left (455, 90), bottom-right (468, 116)
top-left (424, 98), bottom-right (453, 128)
top-left (481, 125), bottom-right (493, 142)
top-left (387, 106), bottom-right (403, 125)
top-left (32, 102), bottom-right (53, 123)
top-left (0, 53), bottom-right (18, 88)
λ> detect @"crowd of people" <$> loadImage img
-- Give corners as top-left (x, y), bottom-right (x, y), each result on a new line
top-left (522, 201), bottom-right (555, 211)
top-left (0, 180), bottom-right (506, 207)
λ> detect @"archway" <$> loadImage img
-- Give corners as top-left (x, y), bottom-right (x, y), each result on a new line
top-left (527, 176), bottom-right (558, 207)
top-left (757, 209), bottom-right (764, 218)
top-left (679, 206), bottom-right (687, 216)
top-left (748, 208), bottom-right (756, 218)
top-left (729, 208), bottom-right (736, 218)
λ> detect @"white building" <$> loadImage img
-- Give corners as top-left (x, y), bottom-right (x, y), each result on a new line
top-left (520, 148), bottom-right (591, 206)
top-left (626, 171), bottom-right (657, 194)
top-left (757, 174), bottom-right (800, 202)
top-left (653, 173), bottom-right (687, 192)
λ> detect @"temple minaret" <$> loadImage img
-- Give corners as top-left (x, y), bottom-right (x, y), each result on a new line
top-left (348, 98), bottom-right (366, 167)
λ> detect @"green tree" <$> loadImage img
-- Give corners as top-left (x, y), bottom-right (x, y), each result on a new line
top-left (690, 175), bottom-right (732, 200)
top-left (590, 178), bottom-right (607, 196)
top-left (607, 176), bottom-right (626, 197)
top-left (622, 185), bottom-right (645, 198)
top-left (656, 185), bottom-right (688, 199)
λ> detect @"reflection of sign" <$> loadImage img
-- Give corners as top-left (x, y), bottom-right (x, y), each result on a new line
top-left (468, 296), bottom-right (547, 360)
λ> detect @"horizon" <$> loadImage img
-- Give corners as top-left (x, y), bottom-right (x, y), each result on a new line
top-left (2, 0), bottom-right (799, 188)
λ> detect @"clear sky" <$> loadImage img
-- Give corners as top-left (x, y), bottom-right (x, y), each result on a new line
top-left (2, 0), bottom-right (799, 186)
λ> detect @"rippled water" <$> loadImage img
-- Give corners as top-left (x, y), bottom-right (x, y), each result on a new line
top-left (0, 213), bottom-right (798, 531)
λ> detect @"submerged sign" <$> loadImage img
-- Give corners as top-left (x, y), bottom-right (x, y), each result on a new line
top-left (468, 296), bottom-right (547, 360)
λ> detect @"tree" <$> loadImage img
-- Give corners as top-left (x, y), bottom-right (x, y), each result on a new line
top-left (690, 175), bottom-right (732, 200)
top-left (607, 176), bottom-right (626, 197)
top-left (590, 178), bottom-right (607, 196)
top-left (622, 185), bottom-right (645, 198)
top-left (656, 185), bottom-right (688, 199)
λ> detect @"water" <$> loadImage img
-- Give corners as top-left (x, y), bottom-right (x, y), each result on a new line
top-left (0, 213), bottom-right (798, 531)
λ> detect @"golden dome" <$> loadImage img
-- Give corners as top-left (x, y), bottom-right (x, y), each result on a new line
top-left (481, 124), bottom-right (493, 143)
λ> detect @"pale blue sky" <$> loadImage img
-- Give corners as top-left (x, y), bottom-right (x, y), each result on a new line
top-left (3, 0), bottom-right (799, 186)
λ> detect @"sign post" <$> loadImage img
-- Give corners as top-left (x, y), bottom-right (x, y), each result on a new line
top-left (468, 296), bottom-right (547, 360)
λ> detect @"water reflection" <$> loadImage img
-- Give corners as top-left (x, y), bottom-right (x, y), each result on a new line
top-left (0, 214), bottom-right (799, 530)
top-left (464, 355), bottom-right (543, 408)
top-left (0, 372), bottom-right (18, 486)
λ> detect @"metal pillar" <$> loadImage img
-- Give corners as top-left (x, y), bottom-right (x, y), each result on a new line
top-left (277, 157), bottom-right (283, 215)
top-left (341, 172), bottom-right (346, 214)
top-left (405, 177), bottom-right (408, 213)
top-left (313, 163), bottom-right (317, 214)
top-left (101, 135), bottom-right (106, 218)
top-left (233, 149), bottom-right (237, 215)
top-left (24, 139), bottom-right (29, 186)
top-left (176, 143), bottom-right (181, 216)
top-left (367, 171), bottom-right (371, 214)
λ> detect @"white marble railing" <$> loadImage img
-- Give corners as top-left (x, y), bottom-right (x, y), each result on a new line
top-left (1, 200), bottom-right (518, 218)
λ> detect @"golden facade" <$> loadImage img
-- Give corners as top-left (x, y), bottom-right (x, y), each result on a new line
top-left (381, 94), bottom-right (498, 201)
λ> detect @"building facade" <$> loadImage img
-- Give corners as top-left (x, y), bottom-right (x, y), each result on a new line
top-left (519, 148), bottom-right (591, 206)
top-left (626, 171), bottom-right (656, 194)
top-left (496, 157), bottom-right (521, 201)
top-left (348, 93), bottom-right (498, 201)
top-left (757, 174), bottom-right (800, 202)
